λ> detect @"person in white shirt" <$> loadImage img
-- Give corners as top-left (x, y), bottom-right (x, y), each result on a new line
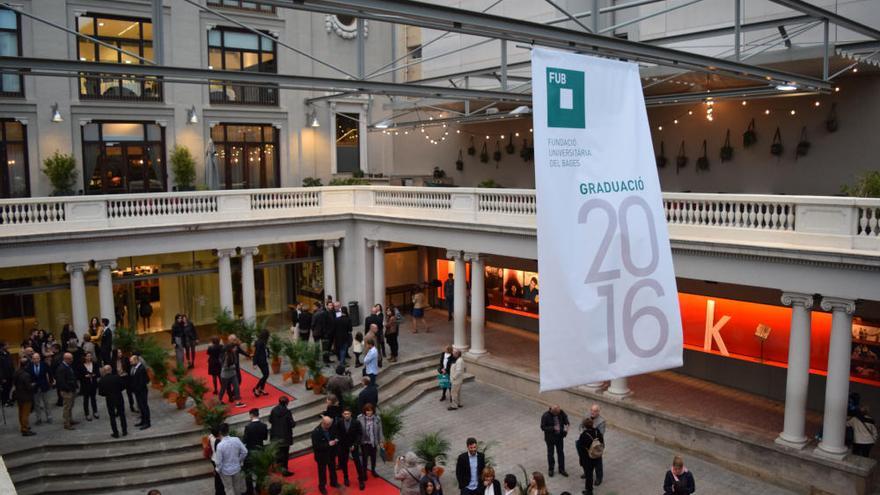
top-left (215, 422), bottom-right (249, 495)
top-left (448, 350), bottom-right (465, 410)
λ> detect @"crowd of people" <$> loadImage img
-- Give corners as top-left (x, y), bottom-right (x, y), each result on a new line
top-left (1, 318), bottom-right (153, 437)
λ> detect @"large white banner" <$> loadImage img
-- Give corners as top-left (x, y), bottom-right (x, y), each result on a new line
top-left (532, 48), bottom-right (683, 392)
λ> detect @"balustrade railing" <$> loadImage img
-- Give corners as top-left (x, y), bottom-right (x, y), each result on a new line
top-left (0, 188), bottom-right (878, 254)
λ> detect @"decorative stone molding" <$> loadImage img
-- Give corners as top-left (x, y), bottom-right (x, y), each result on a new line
top-left (94, 259), bottom-right (118, 271)
top-left (15, 118), bottom-right (27, 125)
top-left (79, 119), bottom-right (91, 127)
top-left (216, 248), bottom-right (237, 258)
top-left (366, 239), bottom-right (388, 249)
top-left (463, 252), bottom-right (484, 263)
top-left (820, 297), bottom-right (856, 314)
top-left (445, 249), bottom-right (462, 260)
top-left (322, 239), bottom-right (341, 249)
top-left (324, 14), bottom-right (368, 40)
top-left (156, 120), bottom-right (167, 127)
top-left (781, 292), bottom-right (814, 309)
top-left (240, 246), bottom-right (260, 256)
top-left (65, 261), bottom-right (91, 274)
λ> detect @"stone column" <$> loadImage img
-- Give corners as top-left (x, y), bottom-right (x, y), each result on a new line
top-left (606, 377), bottom-right (631, 397)
top-left (464, 252), bottom-right (486, 356)
top-left (447, 249), bottom-right (468, 351)
top-left (816, 297), bottom-right (856, 459)
top-left (322, 239), bottom-right (340, 302)
top-left (95, 259), bottom-right (118, 328)
top-left (776, 292), bottom-right (814, 449)
top-left (65, 261), bottom-right (90, 338)
top-left (216, 248), bottom-right (236, 316)
top-left (368, 240), bottom-right (387, 307)
top-left (240, 246), bottom-right (259, 323)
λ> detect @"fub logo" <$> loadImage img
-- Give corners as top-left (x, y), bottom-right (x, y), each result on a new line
top-left (547, 67), bottom-right (585, 129)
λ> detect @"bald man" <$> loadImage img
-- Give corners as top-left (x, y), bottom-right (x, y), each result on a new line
top-left (98, 364), bottom-right (127, 437)
top-left (55, 352), bottom-right (78, 430)
top-left (311, 415), bottom-right (340, 494)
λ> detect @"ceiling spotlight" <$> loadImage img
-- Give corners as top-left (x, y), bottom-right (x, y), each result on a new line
top-left (853, 67), bottom-right (859, 73)
top-left (790, 110), bottom-right (796, 115)
top-left (420, 128), bottom-right (425, 133)
top-left (673, 119), bottom-right (678, 124)
top-left (509, 105), bottom-right (531, 115)
top-left (456, 130), bottom-right (460, 134)
top-left (515, 132), bottom-right (520, 137)
top-left (500, 135), bottom-right (505, 139)
top-left (485, 135), bottom-right (490, 139)
top-left (404, 130), bottom-right (409, 134)
top-left (657, 126), bottom-right (663, 131)
top-left (688, 111), bottom-right (693, 115)
top-left (51, 103), bottom-right (63, 123)
top-left (776, 84), bottom-right (798, 92)
top-left (309, 109), bottom-right (320, 128)
top-left (835, 86), bottom-right (840, 92)
top-left (741, 101), bottom-right (747, 106)
top-left (814, 101), bottom-right (820, 107)
top-left (765, 109), bottom-right (770, 115)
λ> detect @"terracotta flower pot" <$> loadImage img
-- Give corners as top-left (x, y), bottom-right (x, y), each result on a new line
top-left (383, 441), bottom-right (396, 460)
top-left (271, 357), bottom-right (281, 374)
top-left (434, 466), bottom-right (445, 477)
top-left (175, 396), bottom-right (188, 410)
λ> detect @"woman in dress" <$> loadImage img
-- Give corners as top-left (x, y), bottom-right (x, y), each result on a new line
top-left (206, 337), bottom-right (224, 395)
top-left (384, 306), bottom-right (400, 362)
top-left (411, 287), bottom-right (428, 333)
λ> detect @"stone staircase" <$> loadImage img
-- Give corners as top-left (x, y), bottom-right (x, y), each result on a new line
top-left (5, 353), bottom-right (472, 495)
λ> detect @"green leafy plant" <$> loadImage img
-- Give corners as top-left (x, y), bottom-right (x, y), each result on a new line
top-left (413, 431), bottom-right (450, 466)
top-left (246, 441), bottom-right (281, 490)
top-left (280, 481), bottom-right (306, 495)
top-left (342, 392), bottom-right (358, 413)
top-left (352, 169), bottom-right (365, 178)
top-left (477, 179), bottom-right (502, 188)
top-left (215, 309), bottom-right (240, 339)
top-left (302, 341), bottom-right (324, 380)
top-left (379, 404), bottom-right (405, 443)
top-left (302, 177), bottom-right (323, 187)
top-left (329, 177), bottom-right (370, 186)
top-left (42, 151), bottom-right (78, 196)
top-left (194, 398), bottom-right (229, 432)
top-left (282, 339), bottom-right (306, 373)
top-left (170, 145), bottom-right (197, 190)
top-left (114, 327), bottom-right (138, 354)
top-left (477, 439), bottom-right (499, 467)
top-left (163, 373), bottom-right (209, 406)
top-left (237, 316), bottom-right (268, 350)
top-left (138, 336), bottom-right (170, 385)
top-left (268, 332), bottom-right (286, 360)
top-left (842, 171), bottom-right (880, 198)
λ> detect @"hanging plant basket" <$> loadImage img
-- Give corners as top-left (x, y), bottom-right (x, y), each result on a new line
top-left (479, 141), bottom-right (489, 163)
top-left (826, 102), bottom-right (839, 133)
top-left (505, 133), bottom-right (516, 154)
top-left (467, 136), bottom-right (476, 156)
top-left (696, 140), bottom-right (710, 171)
top-left (743, 118), bottom-right (757, 148)
top-left (720, 129), bottom-right (734, 162)
top-left (796, 126), bottom-right (811, 159)
top-left (493, 140), bottom-right (502, 166)
top-left (770, 126), bottom-right (784, 157)
top-left (675, 141), bottom-right (688, 174)
top-left (455, 149), bottom-right (464, 171)
top-left (656, 141), bottom-right (668, 168)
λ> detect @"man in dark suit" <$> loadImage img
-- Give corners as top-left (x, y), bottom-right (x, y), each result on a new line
top-left (97, 364), bottom-right (127, 437)
top-left (311, 416), bottom-right (340, 495)
top-left (540, 405), bottom-right (569, 477)
top-left (0, 341), bottom-right (14, 407)
top-left (455, 437), bottom-right (485, 495)
top-left (130, 354), bottom-right (151, 429)
top-left (335, 406), bottom-right (365, 490)
top-left (312, 302), bottom-right (330, 364)
top-left (444, 273), bottom-right (455, 321)
top-left (243, 408), bottom-right (269, 495)
top-left (356, 376), bottom-right (379, 413)
top-left (28, 352), bottom-right (53, 425)
top-left (269, 396), bottom-right (296, 476)
top-left (297, 303), bottom-right (313, 342)
top-left (13, 356), bottom-right (36, 436)
top-left (99, 318), bottom-right (114, 365)
top-left (55, 352), bottom-right (78, 430)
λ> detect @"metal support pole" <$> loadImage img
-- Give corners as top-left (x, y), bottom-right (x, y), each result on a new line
top-left (391, 23), bottom-right (398, 84)
top-left (601, 0), bottom-right (706, 34)
top-left (357, 17), bottom-right (366, 79)
top-left (823, 19), bottom-right (830, 80)
top-left (592, 0), bottom-right (600, 34)
top-left (734, 0), bottom-right (741, 61)
top-left (464, 76), bottom-right (470, 115)
top-left (545, 0), bottom-right (593, 32)
top-left (500, 40), bottom-right (508, 90)
top-left (152, 0), bottom-right (164, 65)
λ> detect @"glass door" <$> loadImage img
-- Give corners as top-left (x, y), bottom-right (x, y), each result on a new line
top-left (103, 144), bottom-right (126, 194)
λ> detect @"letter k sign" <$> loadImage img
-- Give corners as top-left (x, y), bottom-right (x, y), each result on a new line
top-left (704, 299), bottom-right (730, 356)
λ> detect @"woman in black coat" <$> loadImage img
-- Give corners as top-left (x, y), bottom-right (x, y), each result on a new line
top-left (663, 456), bottom-right (695, 495)
top-left (252, 330), bottom-right (270, 397)
top-left (334, 307), bottom-right (354, 365)
top-left (478, 466), bottom-right (502, 495)
top-left (77, 351), bottom-right (101, 420)
top-left (206, 337), bottom-right (224, 395)
top-left (576, 418), bottom-right (604, 495)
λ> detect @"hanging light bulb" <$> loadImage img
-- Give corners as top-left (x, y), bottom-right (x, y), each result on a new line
top-left (309, 109), bottom-right (320, 128)
top-left (657, 126), bottom-right (663, 131)
top-left (790, 110), bottom-right (796, 115)
top-left (764, 109), bottom-right (770, 115)
top-left (673, 119), bottom-right (678, 124)
top-left (688, 110), bottom-right (693, 115)
top-left (456, 130), bottom-right (460, 134)
top-left (51, 103), bottom-right (63, 123)
top-left (741, 101), bottom-right (747, 106)
top-left (814, 101), bottom-right (820, 107)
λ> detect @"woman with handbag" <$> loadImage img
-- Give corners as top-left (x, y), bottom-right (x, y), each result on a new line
top-left (663, 456), bottom-right (695, 495)
top-left (575, 418), bottom-right (604, 495)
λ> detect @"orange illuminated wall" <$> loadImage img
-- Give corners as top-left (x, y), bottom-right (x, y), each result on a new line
top-left (679, 293), bottom-right (833, 372)
top-left (435, 260), bottom-right (470, 299)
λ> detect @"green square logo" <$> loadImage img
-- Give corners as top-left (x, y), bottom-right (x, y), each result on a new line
top-left (546, 67), bottom-right (585, 129)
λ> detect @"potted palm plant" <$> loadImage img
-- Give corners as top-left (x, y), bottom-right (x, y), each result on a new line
top-left (303, 342), bottom-right (326, 394)
top-left (138, 338), bottom-right (170, 388)
top-left (414, 431), bottom-right (450, 476)
top-left (268, 333), bottom-right (286, 374)
top-left (246, 441), bottom-right (281, 494)
top-left (282, 340), bottom-right (306, 383)
top-left (192, 397), bottom-right (229, 428)
top-left (215, 309), bottom-right (240, 342)
top-left (379, 404), bottom-right (405, 460)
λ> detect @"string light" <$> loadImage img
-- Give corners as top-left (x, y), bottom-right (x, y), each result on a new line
top-left (835, 86), bottom-right (840, 92)
top-left (790, 110), bottom-right (796, 115)
top-left (853, 67), bottom-right (859, 73)
top-left (814, 101), bottom-right (820, 107)
top-left (741, 101), bottom-right (747, 106)
top-left (688, 110), bottom-right (693, 115)
top-left (657, 126), bottom-right (663, 131)
top-left (673, 119), bottom-right (678, 124)
top-left (515, 132), bottom-right (520, 137)
top-left (456, 130), bottom-right (460, 134)
top-left (765, 109), bottom-right (770, 115)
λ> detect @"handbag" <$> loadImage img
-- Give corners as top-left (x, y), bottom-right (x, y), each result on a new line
top-left (743, 118), bottom-right (757, 147)
top-left (438, 372), bottom-right (451, 389)
top-left (467, 136), bottom-right (476, 155)
top-left (720, 129), bottom-right (733, 162)
top-left (771, 127), bottom-right (784, 156)
top-left (656, 141), bottom-right (668, 168)
top-left (696, 140), bottom-right (709, 171)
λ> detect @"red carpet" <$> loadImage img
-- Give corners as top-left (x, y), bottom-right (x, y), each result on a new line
top-left (189, 349), bottom-right (293, 410)
top-left (280, 453), bottom-right (400, 495)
